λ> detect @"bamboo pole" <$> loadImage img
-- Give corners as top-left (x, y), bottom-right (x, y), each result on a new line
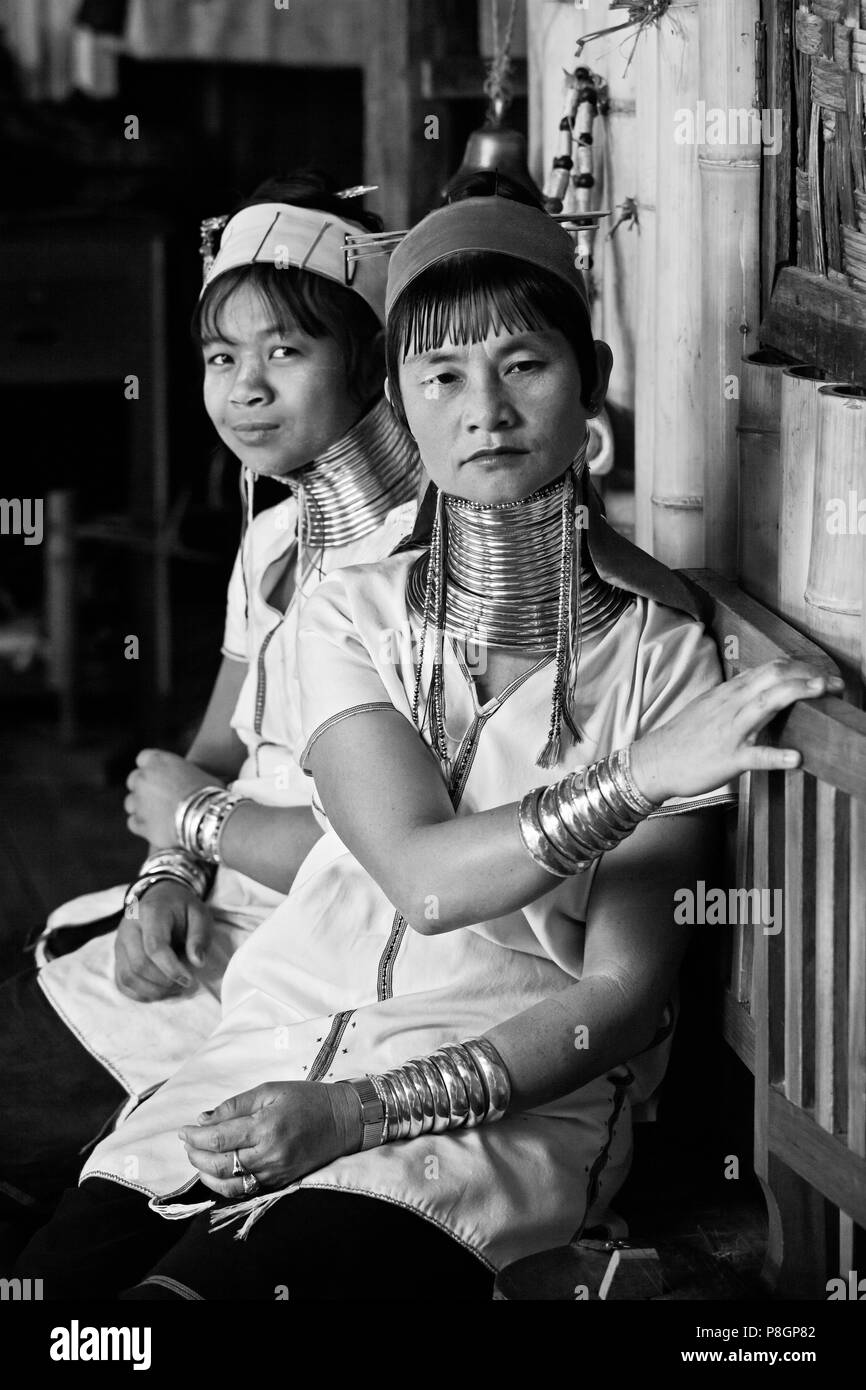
top-left (779, 365), bottom-right (838, 634)
top-left (651, 0), bottom-right (704, 567)
top-left (804, 383), bottom-right (866, 680)
top-left (634, 15), bottom-right (658, 553)
top-left (698, 0), bottom-right (762, 577)
top-left (738, 349), bottom-right (804, 611)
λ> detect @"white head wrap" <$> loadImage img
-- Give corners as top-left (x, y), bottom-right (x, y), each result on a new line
top-left (202, 201), bottom-right (389, 325)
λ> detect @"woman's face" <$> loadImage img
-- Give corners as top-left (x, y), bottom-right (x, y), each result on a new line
top-left (394, 321), bottom-right (599, 504)
top-left (202, 281), bottom-right (360, 477)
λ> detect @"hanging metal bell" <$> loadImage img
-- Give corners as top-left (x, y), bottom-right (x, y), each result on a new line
top-left (442, 97), bottom-right (542, 203)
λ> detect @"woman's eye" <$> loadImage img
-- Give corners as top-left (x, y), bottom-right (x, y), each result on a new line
top-left (205, 351), bottom-right (232, 367)
top-left (421, 372), bottom-right (458, 388)
top-left (506, 359), bottom-right (542, 375)
top-left (272, 346), bottom-right (298, 360)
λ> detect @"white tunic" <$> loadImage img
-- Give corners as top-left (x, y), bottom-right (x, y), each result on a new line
top-left (83, 551), bottom-right (736, 1271)
top-left (37, 499), bottom-right (417, 1100)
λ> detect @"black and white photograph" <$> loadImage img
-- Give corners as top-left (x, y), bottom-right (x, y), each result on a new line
top-left (0, 0), bottom-right (863, 1364)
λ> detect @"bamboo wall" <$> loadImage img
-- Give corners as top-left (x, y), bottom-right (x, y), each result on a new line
top-left (527, 2), bottom-right (864, 692)
top-left (527, 0), bottom-right (639, 480)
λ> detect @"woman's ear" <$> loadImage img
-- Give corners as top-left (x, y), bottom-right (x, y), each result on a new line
top-left (586, 340), bottom-right (614, 415)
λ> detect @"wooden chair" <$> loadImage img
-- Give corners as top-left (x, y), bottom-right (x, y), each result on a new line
top-left (497, 571), bottom-right (866, 1299)
top-left (681, 569), bottom-right (866, 1299)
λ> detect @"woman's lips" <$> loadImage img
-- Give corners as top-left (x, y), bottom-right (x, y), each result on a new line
top-left (231, 423), bottom-right (281, 444)
top-left (462, 447), bottom-right (529, 465)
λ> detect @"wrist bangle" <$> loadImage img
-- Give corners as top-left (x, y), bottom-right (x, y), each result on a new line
top-left (612, 745), bottom-right (657, 816)
top-left (517, 788), bottom-right (576, 877)
top-left (174, 786), bottom-right (222, 852)
top-left (342, 1076), bottom-right (386, 1152)
top-left (463, 1038), bottom-right (511, 1122)
top-left (434, 1045), bottom-right (486, 1127)
top-left (174, 787), bottom-right (252, 865)
top-left (364, 1039), bottom-right (512, 1145)
top-left (123, 872), bottom-right (184, 917)
top-left (517, 748), bottom-right (661, 879)
top-left (368, 1073), bottom-right (396, 1144)
top-left (137, 848), bottom-right (213, 899)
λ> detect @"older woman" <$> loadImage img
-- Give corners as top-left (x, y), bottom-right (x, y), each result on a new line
top-left (14, 189), bottom-right (841, 1300)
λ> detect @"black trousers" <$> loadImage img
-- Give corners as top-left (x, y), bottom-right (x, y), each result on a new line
top-left (15, 1178), bottom-right (495, 1300)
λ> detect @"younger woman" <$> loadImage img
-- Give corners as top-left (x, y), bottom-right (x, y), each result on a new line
top-left (0, 172), bottom-right (419, 1222)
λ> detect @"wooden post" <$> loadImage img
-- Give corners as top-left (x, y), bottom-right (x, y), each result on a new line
top-left (634, 16), bottom-right (658, 553)
top-left (363, 0), bottom-right (412, 231)
top-left (698, 0), bottom-right (762, 577)
top-left (650, 0), bottom-right (704, 567)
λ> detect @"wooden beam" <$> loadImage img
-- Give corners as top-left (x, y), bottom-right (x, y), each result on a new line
top-left (769, 1087), bottom-right (866, 1229)
top-left (723, 989), bottom-right (757, 1072)
top-left (363, 0), bottom-right (412, 231)
top-left (678, 568), bottom-right (841, 676)
top-left (761, 0), bottom-right (796, 316)
top-left (760, 266), bottom-right (866, 385)
top-left (419, 56), bottom-right (527, 100)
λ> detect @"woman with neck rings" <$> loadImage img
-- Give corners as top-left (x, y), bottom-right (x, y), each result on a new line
top-left (0, 172), bottom-right (420, 1228)
top-left (14, 182), bottom-right (841, 1299)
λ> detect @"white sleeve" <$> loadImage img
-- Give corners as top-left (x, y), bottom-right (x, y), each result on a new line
top-left (220, 547), bottom-right (248, 662)
top-left (296, 574), bottom-right (397, 774)
top-left (637, 611), bottom-right (738, 817)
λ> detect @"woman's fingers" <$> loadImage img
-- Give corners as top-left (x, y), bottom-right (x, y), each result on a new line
top-left (139, 912), bottom-right (191, 988)
top-left (738, 658), bottom-right (840, 696)
top-left (196, 1085), bottom-right (277, 1126)
top-left (182, 1140), bottom-right (261, 1180)
top-left (733, 673), bottom-right (841, 742)
top-left (114, 923), bottom-right (185, 1000)
top-left (178, 1115), bottom-right (258, 1154)
top-left (184, 900), bottom-right (212, 968)
top-left (739, 744), bottom-right (802, 773)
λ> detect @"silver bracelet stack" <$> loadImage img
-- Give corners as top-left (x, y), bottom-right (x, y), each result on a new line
top-left (123, 848), bottom-right (214, 916)
top-left (517, 746), bottom-right (660, 878)
top-left (344, 1038), bottom-right (512, 1150)
top-left (175, 786), bottom-right (251, 864)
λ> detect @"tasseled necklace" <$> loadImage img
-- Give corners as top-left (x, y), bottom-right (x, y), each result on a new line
top-left (406, 435), bottom-right (633, 770)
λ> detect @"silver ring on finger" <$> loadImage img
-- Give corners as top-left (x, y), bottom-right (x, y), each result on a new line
top-left (242, 1170), bottom-right (262, 1196)
top-left (231, 1149), bottom-right (262, 1195)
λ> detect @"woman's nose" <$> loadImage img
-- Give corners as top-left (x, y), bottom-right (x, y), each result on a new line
top-left (230, 359), bottom-right (273, 405)
top-left (463, 374), bottom-right (516, 432)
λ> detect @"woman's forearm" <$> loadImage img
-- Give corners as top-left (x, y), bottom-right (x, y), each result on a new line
top-left (218, 803), bottom-right (323, 893)
top-left (394, 802), bottom-right (559, 930)
top-left (484, 975), bottom-right (658, 1111)
top-left (314, 713), bottom-right (662, 934)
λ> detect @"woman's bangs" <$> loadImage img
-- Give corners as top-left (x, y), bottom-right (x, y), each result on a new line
top-left (194, 264), bottom-right (321, 345)
top-left (398, 258), bottom-right (551, 361)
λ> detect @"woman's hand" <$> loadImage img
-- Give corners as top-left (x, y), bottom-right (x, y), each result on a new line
top-left (178, 1081), bottom-right (363, 1197)
top-left (114, 881), bottom-right (212, 1000)
top-left (124, 749), bottom-right (225, 845)
top-left (630, 660), bottom-right (844, 803)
